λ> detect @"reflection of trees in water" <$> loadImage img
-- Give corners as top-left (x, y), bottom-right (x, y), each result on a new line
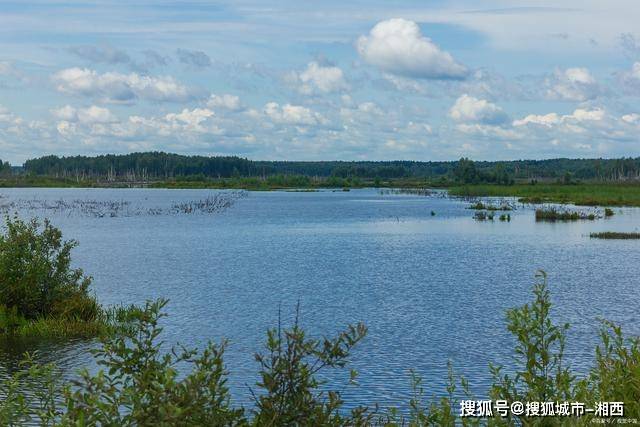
top-left (0, 191), bottom-right (248, 218)
top-left (0, 336), bottom-right (95, 389)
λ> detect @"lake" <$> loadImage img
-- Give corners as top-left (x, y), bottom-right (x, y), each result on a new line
top-left (1, 188), bottom-right (639, 410)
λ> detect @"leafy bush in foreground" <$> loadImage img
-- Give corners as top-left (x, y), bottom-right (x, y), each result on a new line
top-left (0, 300), bottom-right (370, 426)
top-left (489, 271), bottom-right (574, 425)
top-left (252, 306), bottom-right (368, 425)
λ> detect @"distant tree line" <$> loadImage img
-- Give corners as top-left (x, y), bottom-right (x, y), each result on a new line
top-left (15, 152), bottom-right (640, 183)
top-left (0, 159), bottom-right (11, 176)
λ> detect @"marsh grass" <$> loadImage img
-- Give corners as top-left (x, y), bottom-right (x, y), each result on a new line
top-left (0, 192), bottom-right (246, 218)
top-left (473, 211), bottom-right (494, 221)
top-left (589, 231), bottom-right (640, 239)
top-left (468, 201), bottom-right (513, 211)
top-left (4, 304), bottom-right (141, 338)
top-left (535, 208), bottom-right (598, 221)
top-left (379, 188), bottom-right (433, 196)
top-left (449, 183), bottom-right (640, 207)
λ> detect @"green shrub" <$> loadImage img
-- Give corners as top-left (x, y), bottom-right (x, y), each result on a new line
top-left (251, 305), bottom-right (369, 425)
top-left (573, 320), bottom-right (640, 420)
top-left (0, 304), bottom-right (28, 332)
top-left (490, 271), bottom-right (574, 424)
top-left (0, 216), bottom-right (138, 337)
top-left (0, 216), bottom-right (95, 321)
top-left (62, 299), bottom-right (245, 426)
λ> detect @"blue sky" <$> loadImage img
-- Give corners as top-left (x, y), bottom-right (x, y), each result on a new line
top-left (1, 0), bottom-right (640, 164)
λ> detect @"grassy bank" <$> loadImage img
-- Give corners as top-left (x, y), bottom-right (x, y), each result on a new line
top-left (448, 183), bottom-right (640, 206)
top-left (1, 304), bottom-right (139, 338)
top-left (0, 176), bottom-right (100, 188)
top-left (0, 175), bottom-right (439, 190)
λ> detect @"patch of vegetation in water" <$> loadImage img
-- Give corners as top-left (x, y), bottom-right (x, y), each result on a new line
top-left (535, 208), bottom-right (599, 221)
top-left (449, 183), bottom-right (640, 207)
top-left (0, 192), bottom-right (246, 218)
top-left (468, 201), bottom-right (513, 211)
top-left (590, 231), bottom-right (640, 239)
top-left (379, 188), bottom-right (433, 196)
top-left (0, 216), bottom-right (138, 338)
top-left (473, 211), bottom-right (495, 221)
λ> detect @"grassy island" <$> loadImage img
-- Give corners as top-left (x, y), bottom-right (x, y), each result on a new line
top-left (590, 232), bottom-right (640, 239)
top-left (0, 216), bottom-right (137, 338)
top-left (449, 183), bottom-right (640, 207)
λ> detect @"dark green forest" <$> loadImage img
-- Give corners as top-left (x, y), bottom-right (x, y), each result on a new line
top-left (5, 152), bottom-right (640, 184)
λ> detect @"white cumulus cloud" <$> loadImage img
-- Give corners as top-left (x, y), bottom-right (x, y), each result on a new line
top-left (52, 105), bottom-right (118, 124)
top-left (165, 108), bottom-right (214, 129)
top-left (357, 18), bottom-right (468, 80)
top-left (263, 102), bottom-right (325, 125)
top-left (449, 94), bottom-right (508, 124)
top-left (513, 113), bottom-right (561, 127)
top-left (52, 68), bottom-right (193, 103)
top-left (292, 62), bottom-right (349, 94)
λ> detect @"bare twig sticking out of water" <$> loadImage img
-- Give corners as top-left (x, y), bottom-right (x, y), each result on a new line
top-left (0, 191), bottom-right (248, 218)
top-left (170, 192), bottom-right (247, 214)
top-left (378, 188), bottom-right (433, 196)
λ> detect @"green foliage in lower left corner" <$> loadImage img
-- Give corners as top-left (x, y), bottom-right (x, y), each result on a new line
top-left (0, 298), bottom-right (373, 426)
top-left (0, 215), bottom-right (137, 338)
top-left (0, 299), bottom-right (244, 426)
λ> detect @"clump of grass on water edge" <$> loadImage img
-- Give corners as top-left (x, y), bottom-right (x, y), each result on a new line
top-left (535, 207), bottom-right (598, 221)
top-left (590, 232), bottom-right (640, 239)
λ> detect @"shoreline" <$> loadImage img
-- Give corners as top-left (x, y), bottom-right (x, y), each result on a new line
top-left (3, 180), bottom-right (640, 206)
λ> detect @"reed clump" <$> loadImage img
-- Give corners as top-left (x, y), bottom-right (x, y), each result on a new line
top-left (469, 201), bottom-right (513, 211)
top-left (535, 208), bottom-right (598, 221)
top-left (474, 211), bottom-right (494, 221)
top-left (590, 231), bottom-right (640, 239)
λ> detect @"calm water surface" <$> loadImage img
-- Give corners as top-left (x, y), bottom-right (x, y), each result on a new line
top-left (1, 188), bottom-right (639, 409)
